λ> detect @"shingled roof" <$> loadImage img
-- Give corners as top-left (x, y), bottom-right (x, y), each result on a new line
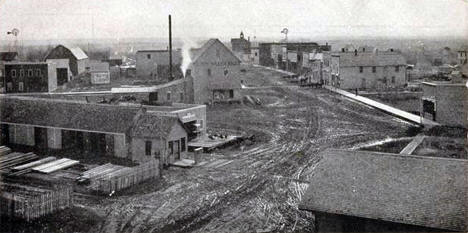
top-left (336, 52), bottom-right (406, 67)
top-left (129, 114), bottom-right (181, 139)
top-left (191, 39), bottom-right (241, 64)
top-left (0, 96), bottom-right (185, 139)
top-left (299, 149), bottom-right (468, 231)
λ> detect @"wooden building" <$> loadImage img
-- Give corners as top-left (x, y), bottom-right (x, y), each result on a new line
top-left (2, 62), bottom-right (58, 93)
top-left (188, 39), bottom-right (243, 104)
top-left (135, 49), bottom-right (183, 82)
top-left (421, 81), bottom-right (467, 128)
top-left (329, 49), bottom-right (407, 90)
top-left (44, 45), bottom-right (89, 84)
top-left (0, 96), bottom-right (192, 165)
top-left (230, 31), bottom-right (251, 62)
top-left (299, 149), bottom-right (468, 232)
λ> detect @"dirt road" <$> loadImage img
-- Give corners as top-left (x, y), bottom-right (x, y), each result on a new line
top-left (82, 65), bottom-right (413, 233)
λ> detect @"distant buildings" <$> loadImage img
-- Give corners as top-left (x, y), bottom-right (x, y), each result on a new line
top-left (300, 149), bottom-right (468, 232)
top-left (45, 45), bottom-right (89, 84)
top-left (421, 81), bottom-right (467, 128)
top-left (457, 45), bottom-right (467, 65)
top-left (135, 49), bottom-right (183, 81)
top-left (329, 48), bottom-right (407, 90)
top-left (230, 31), bottom-right (251, 62)
top-left (259, 42), bottom-right (331, 74)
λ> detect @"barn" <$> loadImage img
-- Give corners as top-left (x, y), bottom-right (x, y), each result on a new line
top-left (44, 45), bottom-right (89, 84)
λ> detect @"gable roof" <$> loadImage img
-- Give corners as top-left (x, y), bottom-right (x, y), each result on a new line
top-left (0, 52), bottom-right (18, 61)
top-left (0, 96), bottom-right (186, 139)
top-left (336, 52), bottom-right (406, 67)
top-left (299, 149), bottom-right (468, 231)
top-left (129, 114), bottom-right (183, 139)
top-left (45, 45), bottom-right (88, 61)
top-left (191, 39), bottom-right (241, 64)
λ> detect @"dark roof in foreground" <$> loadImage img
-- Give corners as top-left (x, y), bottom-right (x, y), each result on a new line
top-left (299, 149), bottom-right (468, 232)
top-left (0, 52), bottom-right (18, 61)
top-left (0, 96), bottom-right (185, 139)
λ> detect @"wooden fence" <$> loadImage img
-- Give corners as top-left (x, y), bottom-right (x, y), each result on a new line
top-left (0, 183), bottom-right (73, 221)
top-left (89, 160), bottom-right (159, 195)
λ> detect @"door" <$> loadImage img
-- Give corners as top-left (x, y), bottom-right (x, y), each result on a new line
top-left (34, 127), bottom-right (48, 150)
top-left (57, 68), bottom-right (68, 86)
top-left (174, 141), bottom-right (180, 160)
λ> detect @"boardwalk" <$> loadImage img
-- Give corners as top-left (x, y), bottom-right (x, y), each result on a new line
top-left (324, 86), bottom-right (439, 126)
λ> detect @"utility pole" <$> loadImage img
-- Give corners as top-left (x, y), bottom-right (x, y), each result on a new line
top-left (168, 15), bottom-right (173, 81)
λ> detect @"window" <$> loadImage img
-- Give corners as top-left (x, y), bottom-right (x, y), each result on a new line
top-left (224, 69), bottom-right (228, 76)
top-left (36, 69), bottom-right (41, 76)
top-left (181, 137), bottom-right (186, 152)
top-left (11, 70), bottom-right (16, 77)
top-left (372, 66), bottom-right (376, 73)
top-left (359, 66), bottom-right (363, 73)
top-left (383, 77), bottom-right (387, 84)
top-left (149, 92), bottom-right (158, 102)
top-left (168, 141), bottom-right (173, 154)
top-left (7, 82), bottom-right (12, 91)
top-left (0, 69), bottom-right (3, 77)
top-left (147, 54), bottom-right (151, 59)
top-left (145, 141), bottom-right (152, 156)
top-left (395, 66), bottom-right (400, 72)
top-left (179, 92), bottom-right (184, 101)
top-left (28, 69), bottom-right (33, 77)
top-left (229, 90), bottom-right (234, 98)
top-left (391, 76), bottom-right (395, 84)
top-left (166, 92), bottom-right (171, 101)
top-left (255, 52), bottom-right (258, 56)
top-left (207, 68), bottom-right (211, 76)
top-left (18, 82), bottom-right (24, 92)
top-left (19, 69), bottom-right (24, 77)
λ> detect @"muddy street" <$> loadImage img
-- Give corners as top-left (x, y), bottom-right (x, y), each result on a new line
top-left (85, 65), bottom-right (412, 233)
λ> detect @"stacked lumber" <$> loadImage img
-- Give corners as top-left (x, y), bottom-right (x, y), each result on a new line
top-left (0, 146), bottom-right (12, 156)
top-left (82, 160), bottom-right (159, 194)
top-left (0, 152), bottom-right (38, 173)
top-left (9, 157), bottom-right (57, 176)
top-left (0, 182), bottom-right (73, 221)
top-left (32, 158), bottom-right (79, 174)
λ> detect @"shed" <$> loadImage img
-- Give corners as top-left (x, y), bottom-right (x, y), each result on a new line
top-left (45, 45), bottom-right (89, 77)
top-left (299, 149), bottom-right (468, 232)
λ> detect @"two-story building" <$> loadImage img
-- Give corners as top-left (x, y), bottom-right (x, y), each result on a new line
top-left (230, 31), bottom-right (251, 62)
top-left (330, 49), bottom-right (407, 90)
top-left (3, 62), bottom-right (58, 93)
top-left (188, 38), bottom-right (243, 104)
top-left (135, 49), bottom-right (183, 82)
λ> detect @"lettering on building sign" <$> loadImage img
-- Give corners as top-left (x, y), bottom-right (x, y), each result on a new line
top-left (196, 61), bottom-right (239, 66)
top-left (182, 113), bottom-right (196, 121)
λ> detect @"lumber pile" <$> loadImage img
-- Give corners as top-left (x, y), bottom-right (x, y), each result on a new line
top-left (32, 158), bottom-right (79, 174)
top-left (0, 182), bottom-right (73, 221)
top-left (9, 157), bottom-right (57, 176)
top-left (80, 160), bottom-right (159, 194)
top-left (0, 146), bottom-right (12, 156)
top-left (0, 152), bottom-right (39, 174)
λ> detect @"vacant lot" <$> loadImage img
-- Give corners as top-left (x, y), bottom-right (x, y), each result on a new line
top-left (4, 65), bottom-right (413, 233)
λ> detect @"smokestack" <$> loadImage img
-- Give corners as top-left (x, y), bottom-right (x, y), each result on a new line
top-left (169, 14), bottom-right (173, 80)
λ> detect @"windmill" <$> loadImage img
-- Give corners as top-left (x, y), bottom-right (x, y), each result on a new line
top-left (7, 28), bottom-right (19, 52)
top-left (281, 28), bottom-right (288, 42)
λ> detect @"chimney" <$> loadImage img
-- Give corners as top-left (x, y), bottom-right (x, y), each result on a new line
top-left (168, 15), bottom-right (173, 81)
top-left (354, 49), bottom-right (357, 56)
top-left (342, 48), bottom-right (345, 52)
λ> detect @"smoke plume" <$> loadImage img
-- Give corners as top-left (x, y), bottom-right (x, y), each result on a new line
top-left (181, 38), bottom-right (197, 77)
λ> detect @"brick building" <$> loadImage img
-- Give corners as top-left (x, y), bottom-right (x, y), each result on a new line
top-left (300, 149), bottom-right (468, 232)
top-left (135, 49), bottom-right (183, 82)
top-left (329, 49), bottom-right (407, 90)
top-left (2, 62), bottom-right (58, 93)
top-left (44, 45), bottom-right (89, 84)
top-left (230, 31), bottom-right (251, 62)
top-left (0, 96), bottom-right (206, 165)
top-left (421, 81), bottom-right (467, 127)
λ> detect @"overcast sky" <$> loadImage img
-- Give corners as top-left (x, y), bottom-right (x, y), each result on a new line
top-left (0, 0), bottom-right (467, 41)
